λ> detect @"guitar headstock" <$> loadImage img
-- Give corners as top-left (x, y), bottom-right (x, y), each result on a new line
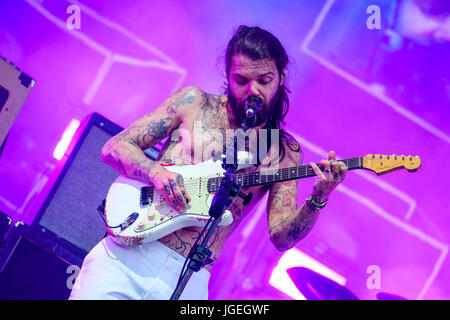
top-left (362, 154), bottom-right (421, 175)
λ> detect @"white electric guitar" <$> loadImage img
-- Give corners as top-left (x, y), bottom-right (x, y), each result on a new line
top-left (103, 154), bottom-right (421, 246)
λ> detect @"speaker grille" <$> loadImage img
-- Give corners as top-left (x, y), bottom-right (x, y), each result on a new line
top-left (36, 119), bottom-right (121, 254)
top-left (0, 224), bottom-right (78, 300)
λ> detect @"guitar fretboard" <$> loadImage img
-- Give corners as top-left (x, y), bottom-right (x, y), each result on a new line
top-left (206, 157), bottom-right (362, 192)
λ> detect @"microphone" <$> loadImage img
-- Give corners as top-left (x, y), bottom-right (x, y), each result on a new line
top-left (241, 95), bottom-right (262, 130)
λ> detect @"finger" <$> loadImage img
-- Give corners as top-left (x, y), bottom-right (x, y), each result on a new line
top-left (335, 161), bottom-right (347, 180)
top-left (169, 178), bottom-right (185, 211)
top-left (340, 162), bottom-right (348, 178)
top-left (330, 160), bottom-right (339, 180)
top-left (335, 161), bottom-right (347, 174)
top-left (328, 150), bottom-right (336, 161)
top-left (331, 160), bottom-right (340, 174)
top-left (333, 172), bottom-right (340, 181)
top-left (174, 182), bottom-right (189, 208)
top-left (171, 181), bottom-right (189, 210)
top-left (181, 191), bottom-right (190, 207)
top-left (163, 183), bottom-right (178, 209)
top-left (176, 175), bottom-right (191, 204)
top-left (342, 165), bottom-right (348, 174)
top-left (320, 160), bottom-right (332, 177)
top-left (176, 175), bottom-right (185, 188)
top-left (309, 162), bottom-right (326, 180)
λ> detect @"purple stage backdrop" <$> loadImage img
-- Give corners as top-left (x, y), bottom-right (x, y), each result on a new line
top-left (0, 0), bottom-right (449, 300)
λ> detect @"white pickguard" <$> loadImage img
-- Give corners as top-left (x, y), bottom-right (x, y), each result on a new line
top-left (104, 159), bottom-right (244, 247)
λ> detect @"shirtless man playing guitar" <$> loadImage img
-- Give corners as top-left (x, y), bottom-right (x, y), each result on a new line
top-left (69, 25), bottom-right (347, 300)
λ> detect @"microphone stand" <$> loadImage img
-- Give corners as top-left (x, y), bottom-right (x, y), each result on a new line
top-left (170, 123), bottom-right (254, 300)
top-left (169, 165), bottom-right (252, 300)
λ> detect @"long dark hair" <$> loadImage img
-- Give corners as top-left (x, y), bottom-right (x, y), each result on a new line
top-left (224, 25), bottom-right (300, 163)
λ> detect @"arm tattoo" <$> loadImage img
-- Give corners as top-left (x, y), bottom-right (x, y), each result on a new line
top-left (269, 214), bottom-right (289, 243)
top-left (268, 177), bottom-right (319, 249)
top-left (273, 189), bottom-right (295, 207)
top-left (166, 91), bottom-right (196, 114)
top-left (136, 117), bottom-right (173, 148)
top-left (286, 210), bottom-right (315, 241)
top-left (270, 205), bottom-right (318, 250)
top-left (103, 117), bottom-right (174, 178)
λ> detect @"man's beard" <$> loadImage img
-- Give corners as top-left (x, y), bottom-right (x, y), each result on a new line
top-left (227, 86), bottom-right (282, 129)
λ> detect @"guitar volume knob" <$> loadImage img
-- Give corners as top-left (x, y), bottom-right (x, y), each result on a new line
top-left (137, 221), bottom-right (145, 230)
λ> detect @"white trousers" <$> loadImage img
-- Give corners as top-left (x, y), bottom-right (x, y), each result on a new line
top-left (69, 236), bottom-right (210, 300)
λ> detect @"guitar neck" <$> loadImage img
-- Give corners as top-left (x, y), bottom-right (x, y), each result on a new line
top-left (206, 157), bottom-right (363, 192)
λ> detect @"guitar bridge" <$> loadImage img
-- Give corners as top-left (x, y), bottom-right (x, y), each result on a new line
top-left (140, 186), bottom-right (154, 207)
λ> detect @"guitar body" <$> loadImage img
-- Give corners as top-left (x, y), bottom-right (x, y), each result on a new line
top-left (104, 159), bottom-right (234, 247)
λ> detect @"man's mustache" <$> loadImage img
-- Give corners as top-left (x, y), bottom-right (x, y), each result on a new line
top-left (227, 84), bottom-right (282, 127)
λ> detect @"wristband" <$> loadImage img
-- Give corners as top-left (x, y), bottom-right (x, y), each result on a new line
top-left (305, 194), bottom-right (327, 212)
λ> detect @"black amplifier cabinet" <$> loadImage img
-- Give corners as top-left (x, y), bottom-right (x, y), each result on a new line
top-left (0, 222), bottom-right (83, 300)
top-left (31, 112), bottom-right (124, 258)
top-left (29, 112), bottom-right (163, 259)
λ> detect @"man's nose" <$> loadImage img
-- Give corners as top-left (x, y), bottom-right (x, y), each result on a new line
top-left (247, 81), bottom-right (259, 96)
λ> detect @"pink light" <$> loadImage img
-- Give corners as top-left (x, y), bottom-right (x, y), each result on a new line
top-left (269, 248), bottom-right (346, 300)
top-left (53, 119), bottom-right (80, 160)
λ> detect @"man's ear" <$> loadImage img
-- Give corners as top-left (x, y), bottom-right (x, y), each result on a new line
top-left (280, 71), bottom-right (286, 86)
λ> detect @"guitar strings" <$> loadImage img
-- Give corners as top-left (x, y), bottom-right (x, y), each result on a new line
top-left (141, 157), bottom-right (362, 195)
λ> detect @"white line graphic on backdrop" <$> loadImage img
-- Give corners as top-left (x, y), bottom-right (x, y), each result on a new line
top-left (24, 0), bottom-right (187, 105)
top-left (298, 2), bottom-right (449, 298)
top-left (301, 0), bottom-right (450, 145)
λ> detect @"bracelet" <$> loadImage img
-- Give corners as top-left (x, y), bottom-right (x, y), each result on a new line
top-left (305, 194), bottom-right (327, 212)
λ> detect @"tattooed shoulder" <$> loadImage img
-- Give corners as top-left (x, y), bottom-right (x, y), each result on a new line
top-left (284, 134), bottom-right (301, 152)
top-left (281, 133), bottom-right (303, 165)
top-left (166, 86), bottom-right (201, 115)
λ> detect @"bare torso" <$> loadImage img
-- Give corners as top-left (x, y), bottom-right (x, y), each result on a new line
top-left (156, 91), bottom-right (271, 271)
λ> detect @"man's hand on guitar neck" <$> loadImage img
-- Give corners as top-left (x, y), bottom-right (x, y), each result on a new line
top-left (308, 150), bottom-right (348, 203)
